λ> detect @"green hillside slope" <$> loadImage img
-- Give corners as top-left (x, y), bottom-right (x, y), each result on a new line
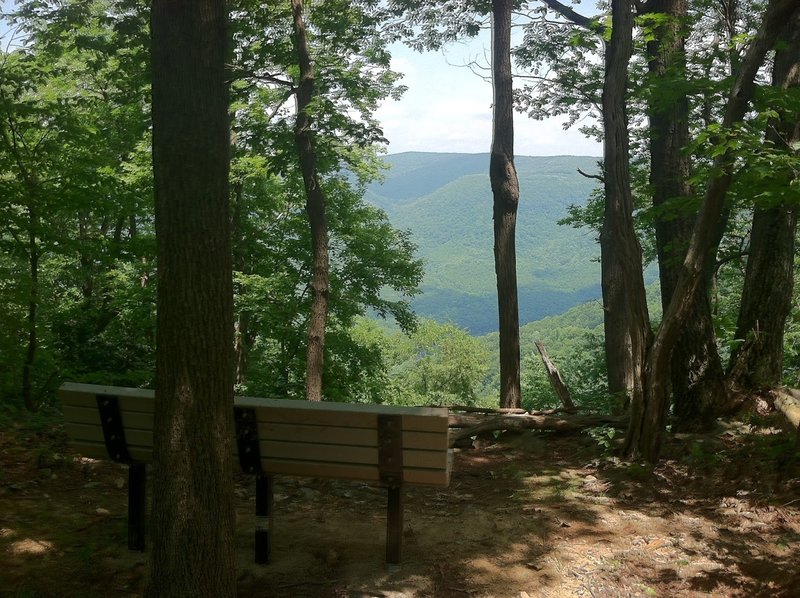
top-left (368, 152), bottom-right (604, 334)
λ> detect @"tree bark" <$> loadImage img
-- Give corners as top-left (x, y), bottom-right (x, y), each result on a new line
top-left (600, 0), bottom-right (651, 418)
top-left (491, 0), bottom-right (522, 409)
top-left (728, 15), bottom-right (800, 390)
top-left (146, 1), bottom-right (236, 595)
top-left (628, 0), bottom-right (800, 462)
top-left (645, 0), bottom-right (729, 431)
top-left (291, 0), bottom-right (330, 402)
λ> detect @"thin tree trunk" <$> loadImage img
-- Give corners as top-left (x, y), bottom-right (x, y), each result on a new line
top-left (22, 204), bottom-right (39, 412)
top-left (600, 0), bottom-right (651, 420)
top-left (629, 0), bottom-right (800, 462)
top-left (728, 15), bottom-right (800, 390)
top-left (235, 310), bottom-right (251, 387)
top-left (291, 0), bottom-right (330, 403)
top-left (491, 0), bottom-right (522, 409)
top-left (230, 181), bottom-right (251, 389)
top-left (645, 0), bottom-right (728, 431)
top-left (145, 1), bottom-right (236, 595)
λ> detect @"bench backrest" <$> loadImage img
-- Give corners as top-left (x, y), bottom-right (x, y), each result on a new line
top-left (59, 382), bottom-right (451, 487)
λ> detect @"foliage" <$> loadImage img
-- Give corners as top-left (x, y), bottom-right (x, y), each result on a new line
top-left (0, 0), bottom-right (423, 408)
top-left (349, 317), bottom-right (492, 406)
top-left (583, 424), bottom-right (618, 454)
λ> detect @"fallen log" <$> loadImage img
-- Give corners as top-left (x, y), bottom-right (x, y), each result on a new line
top-left (448, 413), bottom-right (626, 445)
top-left (446, 405), bottom-right (528, 415)
top-left (773, 388), bottom-right (800, 431)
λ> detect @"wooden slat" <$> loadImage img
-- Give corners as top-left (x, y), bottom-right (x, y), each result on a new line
top-left (257, 441), bottom-right (447, 470)
top-left (402, 430), bottom-right (448, 451)
top-left (63, 405), bottom-right (101, 426)
top-left (63, 405), bottom-right (154, 431)
top-left (258, 458), bottom-right (449, 486)
top-left (256, 422), bottom-right (447, 451)
top-left (254, 407), bottom-right (447, 433)
top-left (258, 422), bottom-right (375, 446)
top-left (59, 382), bottom-right (155, 400)
top-left (242, 395), bottom-right (448, 433)
top-left (60, 389), bottom-right (155, 413)
top-left (238, 394), bottom-right (447, 418)
top-left (401, 449), bottom-right (448, 470)
top-left (262, 440), bottom-right (374, 465)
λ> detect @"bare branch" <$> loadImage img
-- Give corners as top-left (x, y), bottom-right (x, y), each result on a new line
top-left (577, 167), bottom-right (603, 182)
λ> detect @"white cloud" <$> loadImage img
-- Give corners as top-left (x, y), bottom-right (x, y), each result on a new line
top-left (376, 39), bottom-right (602, 158)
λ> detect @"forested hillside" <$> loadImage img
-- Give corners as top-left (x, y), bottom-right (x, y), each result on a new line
top-left (366, 153), bottom-right (606, 334)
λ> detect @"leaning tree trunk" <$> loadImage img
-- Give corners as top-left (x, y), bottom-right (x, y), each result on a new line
top-left (291, 0), bottom-right (330, 403)
top-left (645, 0), bottom-right (729, 431)
top-left (629, 0), bottom-right (800, 462)
top-left (600, 0), bottom-right (651, 419)
top-left (146, 1), bottom-right (236, 595)
top-left (728, 15), bottom-right (800, 390)
top-left (490, 0), bottom-right (522, 409)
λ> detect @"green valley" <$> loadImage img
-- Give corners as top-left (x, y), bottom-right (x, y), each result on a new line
top-left (367, 152), bottom-right (604, 334)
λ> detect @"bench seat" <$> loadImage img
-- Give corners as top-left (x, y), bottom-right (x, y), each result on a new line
top-left (59, 382), bottom-right (451, 565)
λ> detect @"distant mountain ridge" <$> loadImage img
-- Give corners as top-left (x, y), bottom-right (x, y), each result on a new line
top-left (367, 152), bottom-right (603, 335)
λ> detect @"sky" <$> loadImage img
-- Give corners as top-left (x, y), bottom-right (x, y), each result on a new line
top-left (375, 36), bottom-right (602, 158)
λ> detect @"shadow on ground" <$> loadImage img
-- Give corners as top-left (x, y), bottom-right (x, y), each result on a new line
top-left (1, 414), bottom-right (799, 597)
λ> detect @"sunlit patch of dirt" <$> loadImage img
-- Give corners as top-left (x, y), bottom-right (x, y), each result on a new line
top-left (1, 416), bottom-right (799, 597)
top-left (9, 537), bottom-right (55, 555)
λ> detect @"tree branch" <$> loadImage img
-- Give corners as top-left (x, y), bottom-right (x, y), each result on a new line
top-left (577, 167), bottom-right (603, 182)
top-left (539, 0), bottom-right (605, 34)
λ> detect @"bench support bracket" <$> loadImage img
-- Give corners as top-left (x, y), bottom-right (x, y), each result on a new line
top-left (386, 485), bottom-right (403, 566)
top-left (378, 415), bottom-right (405, 566)
top-left (255, 474), bottom-right (273, 564)
top-left (128, 463), bottom-right (146, 551)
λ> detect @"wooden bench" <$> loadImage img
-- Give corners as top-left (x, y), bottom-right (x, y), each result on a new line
top-left (59, 382), bottom-right (451, 566)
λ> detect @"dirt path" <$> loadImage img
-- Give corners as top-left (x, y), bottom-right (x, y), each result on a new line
top-left (1, 416), bottom-right (799, 597)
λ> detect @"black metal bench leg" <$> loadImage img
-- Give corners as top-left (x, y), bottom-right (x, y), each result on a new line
top-left (128, 463), bottom-right (146, 551)
top-left (386, 485), bottom-right (403, 566)
top-left (255, 474), bottom-right (273, 564)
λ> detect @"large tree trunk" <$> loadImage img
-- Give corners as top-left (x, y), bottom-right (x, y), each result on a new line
top-left (146, 1), bottom-right (236, 595)
top-left (22, 204), bottom-right (39, 412)
top-left (645, 0), bottom-right (729, 431)
top-left (600, 0), bottom-right (651, 417)
top-left (291, 0), bottom-right (330, 403)
top-left (628, 0), bottom-right (800, 462)
top-left (490, 0), bottom-right (522, 409)
top-left (728, 15), bottom-right (800, 390)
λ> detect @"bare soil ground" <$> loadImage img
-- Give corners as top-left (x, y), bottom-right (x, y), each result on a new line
top-left (1, 411), bottom-right (799, 597)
